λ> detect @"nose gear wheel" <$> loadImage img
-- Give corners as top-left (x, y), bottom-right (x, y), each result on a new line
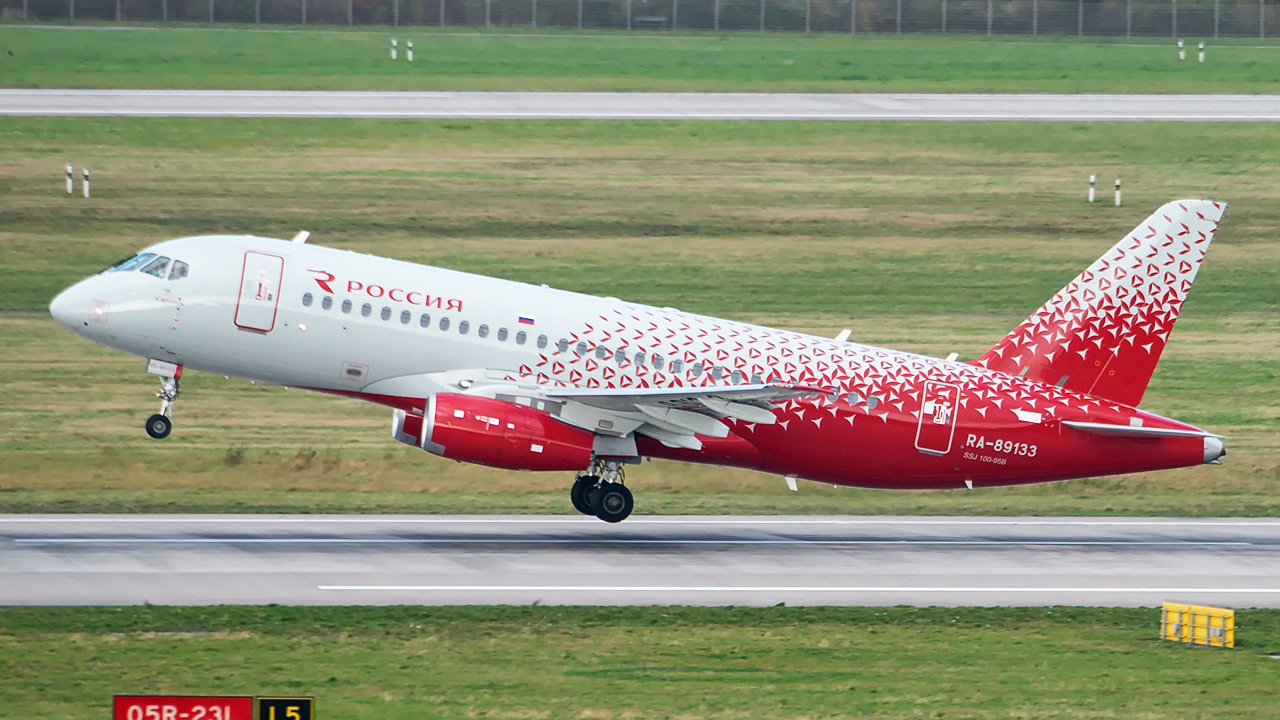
top-left (145, 373), bottom-right (181, 440)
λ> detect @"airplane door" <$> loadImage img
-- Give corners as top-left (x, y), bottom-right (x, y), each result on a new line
top-left (234, 251), bottom-right (284, 332)
top-left (915, 381), bottom-right (960, 456)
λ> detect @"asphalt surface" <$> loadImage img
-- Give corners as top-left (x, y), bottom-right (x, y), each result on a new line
top-left (3, 90), bottom-right (1280, 120)
top-left (4, 515), bottom-right (1280, 607)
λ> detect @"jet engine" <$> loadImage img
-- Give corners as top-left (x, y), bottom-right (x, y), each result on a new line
top-left (392, 393), bottom-right (594, 471)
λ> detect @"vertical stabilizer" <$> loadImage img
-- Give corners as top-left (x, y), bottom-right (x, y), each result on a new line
top-left (974, 199), bottom-right (1225, 407)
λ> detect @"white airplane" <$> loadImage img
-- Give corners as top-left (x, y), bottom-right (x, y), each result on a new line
top-left (50, 200), bottom-right (1227, 522)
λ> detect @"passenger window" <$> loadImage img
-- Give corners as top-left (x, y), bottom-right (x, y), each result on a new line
top-left (557, 339), bottom-right (569, 353)
top-left (321, 296), bottom-right (333, 311)
top-left (140, 256), bottom-right (170, 278)
top-left (380, 306), bottom-right (392, 321)
top-left (516, 331), bottom-right (527, 345)
top-left (108, 253), bottom-right (157, 273)
top-left (497, 328), bottom-right (508, 341)
top-left (439, 317), bottom-right (451, 331)
top-left (634, 351), bottom-right (645, 366)
top-left (168, 260), bottom-right (189, 281)
top-left (342, 299), bottom-right (353, 314)
top-left (731, 370), bottom-right (744, 383)
top-left (478, 324), bottom-right (489, 338)
top-left (671, 359), bottom-right (684, 374)
top-left (595, 346), bottom-right (609, 360)
top-left (361, 303), bottom-right (372, 317)
top-left (614, 349), bottom-right (626, 363)
top-left (691, 362), bottom-right (704, 377)
top-left (400, 310), bottom-right (411, 325)
top-left (459, 321), bottom-right (470, 335)
top-left (711, 367), bottom-right (723, 380)
top-left (652, 355), bottom-right (664, 370)
top-left (302, 293), bottom-right (314, 307)
top-left (537, 335), bottom-right (548, 349)
top-left (750, 373), bottom-right (762, 384)
top-left (420, 313), bottom-right (431, 328)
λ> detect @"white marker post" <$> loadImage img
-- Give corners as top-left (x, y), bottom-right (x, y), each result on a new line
top-left (1114, 178), bottom-right (1122, 207)
top-left (1088, 174), bottom-right (1096, 203)
top-left (1178, 39), bottom-right (1185, 61)
top-left (66, 165), bottom-right (73, 194)
top-left (391, 38), bottom-right (397, 60)
top-left (407, 41), bottom-right (413, 62)
top-left (1199, 42), bottom-right (1205, 63)
top-left (83, 168), bottom-right (90, 199)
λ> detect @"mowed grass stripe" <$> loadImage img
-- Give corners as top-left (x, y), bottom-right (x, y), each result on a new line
top-left (1, 117), bottom-right (1276, 515)
top-left (4, 25), bottom-right (1280, 93)
top-left (2, 606), bottom-right (1280, 719)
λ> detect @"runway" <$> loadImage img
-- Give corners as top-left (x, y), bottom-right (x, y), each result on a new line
top-left (3, 90), bottom-right (1280, 120)
top-left (4, 515), bottom-right (1280, 607)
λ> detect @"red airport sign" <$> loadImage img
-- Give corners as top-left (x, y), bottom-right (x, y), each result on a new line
top-left (112, 696), bottom-right (254, 720)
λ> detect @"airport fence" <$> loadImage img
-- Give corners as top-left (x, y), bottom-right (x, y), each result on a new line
top-left (4, 0), bottom-right (1277, 38)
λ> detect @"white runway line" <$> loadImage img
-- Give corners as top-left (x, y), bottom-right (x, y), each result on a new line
top-left (318, 585), bottom-right (1280, 593)
top-left (4, 516), bottom-right (1279, 526)
top-left (10, 537), bottom-right (1253, 546)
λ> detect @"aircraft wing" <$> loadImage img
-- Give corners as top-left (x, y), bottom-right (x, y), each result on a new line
top-left (542, 383), bottom-right (827, 450)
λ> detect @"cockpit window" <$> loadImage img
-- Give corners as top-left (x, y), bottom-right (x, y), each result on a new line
top-left (106, 253), bottom-right (157, 273)
top-left (168, 260), bottom-right (189, 281)
top-left (140, 256), bottom-right (171, 278)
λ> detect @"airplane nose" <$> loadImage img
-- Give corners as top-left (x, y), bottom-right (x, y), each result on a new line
top-left (49, 284), bottom-right (87, 331)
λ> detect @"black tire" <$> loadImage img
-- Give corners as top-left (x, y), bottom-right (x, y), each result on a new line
top-left (145, 413), bottom-right (172, 440)
top-left (591, 482), bottom-right (634, 523)
top-left (570, 476), bottom-right (597, 515)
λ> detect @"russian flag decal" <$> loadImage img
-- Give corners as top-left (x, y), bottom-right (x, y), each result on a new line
top-left (518, 316), bottom-right (536, 325)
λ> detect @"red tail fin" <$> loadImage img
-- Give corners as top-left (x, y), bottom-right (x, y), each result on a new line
top-left (973, 199), bottom-right (1226, 407)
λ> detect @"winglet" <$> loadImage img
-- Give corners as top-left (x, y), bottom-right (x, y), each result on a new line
top-left (973, 199), bottom-right (1225, 407)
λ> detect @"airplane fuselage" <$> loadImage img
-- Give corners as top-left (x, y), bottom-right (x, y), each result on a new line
top-left (51, 231), bottom-right (1220, 494)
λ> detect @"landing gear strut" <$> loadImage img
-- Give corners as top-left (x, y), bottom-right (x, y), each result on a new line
top-left (570, 459), bottom-right (634, 523)
top-left (145, 372), bottom-right (181, 440)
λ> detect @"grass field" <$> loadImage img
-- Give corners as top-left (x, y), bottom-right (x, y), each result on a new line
top-left (3, 24), bottom-right (1280, 93)
top-left (1, 117), bottom-right (1277, 515)
top-left (2, 605), bottom-right (1280, 719)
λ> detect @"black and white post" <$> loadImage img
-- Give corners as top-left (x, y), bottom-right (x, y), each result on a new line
top-left (1177, 39), bottom-right (1185, 61)
top-left (1199, 42), bottom-right (1205, 63)
top-left (1114, 178), bottom-right (1122, 207)
top-left (391, 39), bottom-right (398, 60)
top-left (83, 169), bottom-right (90, 199)
top-left (66, 165), bottom-right (73, 195)
top-left (407, 41), bottom-right (413, 62)
top-left (1088, 174), bottom-right (1096, 203)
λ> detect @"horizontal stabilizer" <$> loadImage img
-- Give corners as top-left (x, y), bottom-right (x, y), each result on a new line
top-left (1063, 420), bottom-right (1223, 439)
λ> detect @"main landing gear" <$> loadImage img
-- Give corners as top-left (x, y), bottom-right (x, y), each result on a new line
top-left (145, 372), bottom-right (181, 440)
top-left (571, 459), bottom-right (634, 523)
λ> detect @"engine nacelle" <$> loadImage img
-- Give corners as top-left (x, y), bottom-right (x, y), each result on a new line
top-left (392, 394), bottom-right (594, 471)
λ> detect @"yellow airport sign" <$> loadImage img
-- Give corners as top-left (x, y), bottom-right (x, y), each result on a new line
top-left (1161, 603), bottom-right (1234, 649)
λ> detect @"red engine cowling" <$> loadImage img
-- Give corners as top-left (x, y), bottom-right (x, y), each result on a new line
top-left (393, 394), bottom-right (594, 471)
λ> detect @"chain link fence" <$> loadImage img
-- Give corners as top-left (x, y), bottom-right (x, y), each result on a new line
top-left (4, 0), bottom-right (1276, 37)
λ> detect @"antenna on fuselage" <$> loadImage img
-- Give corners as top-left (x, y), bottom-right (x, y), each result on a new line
top-left (291, 231), bottom-right (311, 244)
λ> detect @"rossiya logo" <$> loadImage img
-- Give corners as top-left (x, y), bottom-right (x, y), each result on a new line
top-left (308, 269), bottom-right (463, 311)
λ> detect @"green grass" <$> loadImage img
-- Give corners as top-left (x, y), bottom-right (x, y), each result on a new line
top-left (1, 116), bottom-right (1277, 515)
top-left (3, 605), bottom-right (1280, 719)
top-left (3, 24), bottom-right (1280, 92)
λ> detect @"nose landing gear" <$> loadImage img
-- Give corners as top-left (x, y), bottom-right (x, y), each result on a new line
top-left (570, 459), bottom-right (634, 523)
top-left (144, 360), bottom-right (183, 440)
